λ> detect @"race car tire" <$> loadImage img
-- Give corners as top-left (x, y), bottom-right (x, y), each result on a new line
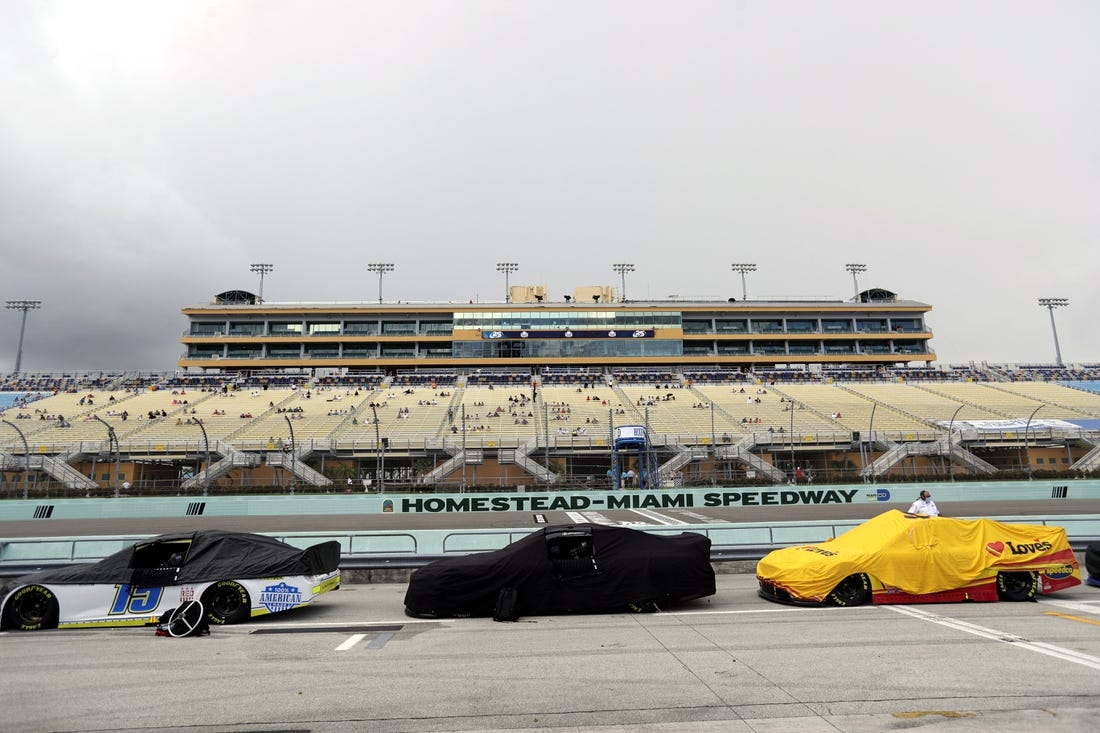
top-left (1085, 543), bottom-right (1100, 580)
top-left (2, 584), bottom-right (59, 631)
top-left (201, 581), bottom-right (251, 624)
top-left (996, 571), bottom-right (1038, 602)
top-left (827, 573), bottom-right (871, 606)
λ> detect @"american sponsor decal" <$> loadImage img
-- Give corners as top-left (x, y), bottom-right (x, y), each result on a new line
top-left (259, 582), bottom-right (302, 613)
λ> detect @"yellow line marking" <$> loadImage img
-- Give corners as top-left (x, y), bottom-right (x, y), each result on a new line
top-left (893, 711), bottom-right (977, 720)
top-left (1044, 611), bottom-right (1100, 627)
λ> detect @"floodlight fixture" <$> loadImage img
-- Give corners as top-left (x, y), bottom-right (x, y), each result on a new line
top-left (731, 263), bottom-right (757, 301)
top-left (845, 263), bottom-right (867, 301)
top-left (612, 263), bottom-right (635, 302)
top-left (1038, 297), bottom-right (1069, 366)
top-left (366, 263), bottom-right (395, 303)
top-left (496, 262), bottom-right (519, 302)
top-left (5, 300), bottom-right (41, 373)
top-left (249, 263), bottom-right (274, 303)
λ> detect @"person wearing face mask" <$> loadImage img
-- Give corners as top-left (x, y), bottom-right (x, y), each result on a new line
top-left (907, 490), bottom-right (940, 516)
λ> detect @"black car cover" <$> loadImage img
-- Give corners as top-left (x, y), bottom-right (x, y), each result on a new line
top-left (1, 530), bottom-right (340, 590)
top-left (1087, 542), bottom-right (1100, 581)
top-left (404, 524), bottom-right (715, 619)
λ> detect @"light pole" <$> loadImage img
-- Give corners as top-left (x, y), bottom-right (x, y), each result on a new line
top-left (845, 264), bottom-right (867, 301)
top-left (2, 419), bottom-right (31, 499)
top-left (709, 402), bottom-right (717, 486)
top-left (284, 415), bottom-right (296, 495)
top-left (460, 404), bottom-right (467, 491)
top-left (249, 264), bottom-right (273, 303)
top-left (866, 402), bottom-right (877, 484)
top-left (947, 403), bottom-right (964, 482)
top-left (193, 417), bottom-right (210, 496)
top-left (789, 400), bottom-right (796, 483)
top-left (496, 262), bottom-right (519, 302)
top-left (612, 263), bottom-right (635, 302)
top-left (731, 263), bottom-right (756, 301)
top-left (1038, 298), bottom-right (1068, 367)
top-left (1023, 404), bottom-right (1044, 478)
top-left (366, 263), bottom-right (395, 303)
top-left (91, 415), bottom-right (120, 498)
top-left (371, 403), bottom-right (384, 493)
top-left (6, 300), bottom-right (41, 373)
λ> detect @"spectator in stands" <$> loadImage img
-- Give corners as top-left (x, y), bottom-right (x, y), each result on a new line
top-left (907, 490), bottom-right (940, 516)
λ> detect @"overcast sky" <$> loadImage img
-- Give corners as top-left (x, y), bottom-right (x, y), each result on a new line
top-left (1, 1), bottom-right (1097, 373)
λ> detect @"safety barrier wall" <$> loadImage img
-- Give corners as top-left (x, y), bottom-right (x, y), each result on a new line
top-left (2, 479), bottom-right (1100, 521)
top-left (3, 518), bottom-right (1100, 569)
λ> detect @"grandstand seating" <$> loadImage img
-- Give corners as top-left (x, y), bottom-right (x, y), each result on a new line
top-left (691, 384), bottom-right (842, 438)
top-left (333, 385), bottom-right (457, 447)
top-left (762, 383), bottom-right (931, 437)
top-left (4, 368), bottom-right (1100, 463)
top-left (537, 385), bottom-right (624, 441)
top-left (232, 387), bottom-right (376, 445)
top-left (122, 389), bottom-right (298, 446)
top-left (453, 386), bottom-right (540, 444)
top-left (919, 383), bottom-right (1098, 421)
top-left (617, 384), bottom-right (733, 441)
top-left (992, 382), bottom-right (1100, 415)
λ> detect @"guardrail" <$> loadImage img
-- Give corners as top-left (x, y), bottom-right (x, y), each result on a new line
top-left (3, 518), bottom-right (1097, 579)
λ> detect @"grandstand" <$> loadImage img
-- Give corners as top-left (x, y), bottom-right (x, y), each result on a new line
top-left (1, 286), bottom-right (1096, 492)
top-left (4, 363), bottom-right (1100, 494)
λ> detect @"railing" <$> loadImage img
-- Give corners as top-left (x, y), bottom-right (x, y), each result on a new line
top-left (5, 426), bottom-right (1100, 459)
top-left (3, 518), bottom-right (1097, 577)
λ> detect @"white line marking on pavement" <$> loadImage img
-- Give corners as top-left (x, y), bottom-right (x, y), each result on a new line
top-left (887, 605), bottom-right (1100, 671)
top-left (679, 511), bottom-right (725, 524)
top-left (336, 633), bottom-right (367, 651)
top-left (1037, 597), bottom-right (1100, 616)
top-left (567, 510), bottom-right (671, 526)
top-left (629, 509), bottom-right (688, 525)
top-left (366, 631), bottom-right (394, 650)
top-left (662, 608), bottom-right (806, 616)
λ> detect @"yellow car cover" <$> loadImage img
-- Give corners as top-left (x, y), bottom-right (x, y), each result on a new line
top-left (756, 509), bottom-right (1076, 602)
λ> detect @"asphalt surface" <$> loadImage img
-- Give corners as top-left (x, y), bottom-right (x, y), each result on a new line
top-left (2, 575), bottom-right (1099, 733)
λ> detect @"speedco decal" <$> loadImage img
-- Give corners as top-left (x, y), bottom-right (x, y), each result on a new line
top-left (985, 540), bottom-right (1053, 557)
top-left (1043, 565), bottom-right (1075, 580)
top-left (259, 582), bottom-right (302, 613)
top-left (400, 489), bottom-right (858, 513)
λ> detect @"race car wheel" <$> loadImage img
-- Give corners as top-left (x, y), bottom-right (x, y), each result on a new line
top-left (996, 571), bottom-right (1039, 602)
top-left (201, 581), bottom-right (251, 624)
top-left (827, 574), bottom-right (871, 606)
top-left (2, 584), bottom-right (59, 631)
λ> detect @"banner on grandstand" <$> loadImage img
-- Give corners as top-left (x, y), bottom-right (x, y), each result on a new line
top-left (481, 329), bottom-right (653, 340)
top-left (940, 419), bottom-right (1082, 432)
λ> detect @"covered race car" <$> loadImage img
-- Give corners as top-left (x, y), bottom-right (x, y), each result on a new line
top-left (1, 530), bottom-right (341, 631)
top-left (1087, 542), bottom-right (1100, 588)
top-left (757, 510), bottom-right (1080, 606)
top-left (404, 524), bottom-right (715, 619)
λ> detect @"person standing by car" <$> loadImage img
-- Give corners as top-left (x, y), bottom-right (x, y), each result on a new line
top-left (907, 490), bottom-right (940, 516)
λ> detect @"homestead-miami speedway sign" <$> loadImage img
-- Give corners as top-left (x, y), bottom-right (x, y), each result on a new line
top-left (393, 487), bottom-right (869, 514)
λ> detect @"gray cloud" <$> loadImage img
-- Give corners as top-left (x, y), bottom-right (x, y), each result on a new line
top-left (1, 0), bottom-right (1097, 372)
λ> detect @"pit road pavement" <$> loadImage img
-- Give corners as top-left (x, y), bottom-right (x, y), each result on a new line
top-left (3, 575), bottom-right (1100, 733)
